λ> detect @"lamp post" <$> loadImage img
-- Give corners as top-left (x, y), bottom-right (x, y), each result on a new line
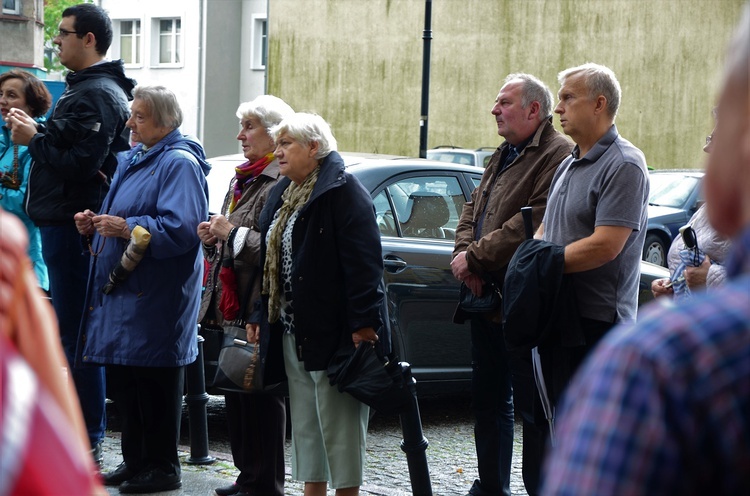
top-left (418, 0), bottom-right (433, 158)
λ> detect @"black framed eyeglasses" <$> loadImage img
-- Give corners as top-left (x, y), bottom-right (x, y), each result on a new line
top-left (57, 28), bottom-right (85, 38)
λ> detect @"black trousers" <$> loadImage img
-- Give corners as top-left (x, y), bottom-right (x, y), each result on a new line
top-left (225, 392), bottom-right (286, 495)
top-left (107, 365), bottom-right (184, 476)
top-left (508, 349), bottom-right (547, 496)
top-left (469, 317), bottom-right (513, 496)
top-left (513, 317), bottom-right (615, 495)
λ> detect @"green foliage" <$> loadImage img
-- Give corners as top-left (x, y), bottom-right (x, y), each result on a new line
top-left (43, 0), bottom-right (93, 72)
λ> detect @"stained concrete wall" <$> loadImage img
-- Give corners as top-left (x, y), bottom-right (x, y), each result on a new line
top-left (268, 0), bottom-right (744, 170)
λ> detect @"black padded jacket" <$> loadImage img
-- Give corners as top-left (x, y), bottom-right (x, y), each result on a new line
top-left (24, 60), bottom-right (135, 225)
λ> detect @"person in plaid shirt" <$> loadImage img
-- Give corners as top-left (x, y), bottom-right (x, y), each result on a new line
top-left (541, 4), bottom-right (750, 495)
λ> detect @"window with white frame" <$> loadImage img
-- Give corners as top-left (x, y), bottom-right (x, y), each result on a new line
top-left (3, 0), bottom-right (20, 15)
top-left (252, 15), bottom-right (267, 70)
top-left (156, 18), bottom-right (181, 65)
top-left (119, 20), bottom-right (141, 66)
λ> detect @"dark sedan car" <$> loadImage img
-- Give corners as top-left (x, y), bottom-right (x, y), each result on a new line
top-left (203, 153), bottom-right (669, 395)
top-left (644, 170), bottom-right (704, 267)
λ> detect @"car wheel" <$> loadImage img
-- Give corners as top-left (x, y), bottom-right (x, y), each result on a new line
top-left (643, 233), bottom-right (668, 267)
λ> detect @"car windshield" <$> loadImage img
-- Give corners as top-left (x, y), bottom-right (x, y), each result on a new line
top-left (649, 173), bottom-right (701, 208)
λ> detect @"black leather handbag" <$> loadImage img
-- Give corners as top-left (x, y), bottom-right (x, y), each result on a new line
top-left (327, 343), bottom-right (413, 415)
top-left (212, 323), bottom-right (264, 393)
top-left (459, 281), bottom-right (501, 313)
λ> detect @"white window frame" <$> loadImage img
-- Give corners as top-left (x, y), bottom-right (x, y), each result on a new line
top-left (251, 14), bottom-right (267, 70)
top-left (151, 17), bottom-right (183, 68)
top-left (2, 0), bottom-right (20, 15)
top-left (116, 19), bottom-right (142, 67)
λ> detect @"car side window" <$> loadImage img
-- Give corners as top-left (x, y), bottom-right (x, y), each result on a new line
top-left (386, 176), bottom-right (464, 240)
top-left (470, 176), bottom-right (482, 189)
top-left (373, 190), bottom-right (398, 237)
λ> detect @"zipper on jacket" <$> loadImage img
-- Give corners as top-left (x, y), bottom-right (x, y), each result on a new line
top-left (23, 160), bottom-right (35, 215)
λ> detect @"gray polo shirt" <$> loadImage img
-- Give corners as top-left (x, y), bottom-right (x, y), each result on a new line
top-left (542, 125), bottom-right (649, 323)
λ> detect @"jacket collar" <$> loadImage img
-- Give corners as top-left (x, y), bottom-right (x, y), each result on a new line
top-left (572, 124), bottom-right (618, 163)
top-left (275, 151), bottom-right (347, 208)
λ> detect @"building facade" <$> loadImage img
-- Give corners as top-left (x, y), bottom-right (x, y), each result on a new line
top-left (0, 0), bottom-right (45, 77)
top-left (100, 0), bottom-right (268, 157)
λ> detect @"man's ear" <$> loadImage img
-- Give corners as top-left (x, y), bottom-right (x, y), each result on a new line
top-left (594, 95), bottom-right (608, 115)
top-left (527, 101), bottom-right (541, 120)
top-left (82, 32), bottom-right (97, 50)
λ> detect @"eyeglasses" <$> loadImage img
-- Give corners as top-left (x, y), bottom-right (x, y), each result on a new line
top-left (57, 28), bottom-right (84, 38)
top-left (705, 134), bottom-right (714, 146)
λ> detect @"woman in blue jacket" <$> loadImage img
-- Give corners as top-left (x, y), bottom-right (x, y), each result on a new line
top-left (0, 70), bottom-right (52, 290)
top-left (249, 113), bottom-right (384, 496)
top-left (74, 85), bottom-right (209, 494)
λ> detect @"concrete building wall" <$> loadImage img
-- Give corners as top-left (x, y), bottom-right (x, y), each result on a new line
top-left (202, 0), bottom-right (243, 157)
top-left (268, 0), bottom-right (744, 170)
top-left (100, 0), bottom-right (267, 158)
top-left (0, 0), bottom-right (45, 72)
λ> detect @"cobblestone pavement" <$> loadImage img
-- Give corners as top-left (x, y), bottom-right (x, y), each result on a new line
top-left (103, 394), bottom-right (529, 496)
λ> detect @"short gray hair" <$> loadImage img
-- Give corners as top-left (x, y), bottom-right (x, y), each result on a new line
top-left (271, 113), bottom-right (338, 160)
top-left (236, 95), bottom-right (294, 131)
top-left (503, 73), bottom-right (554, 118)
top-left (132, 85), bottom-right (183, 129)
top-left (558, 63), bottom-right (622, 119)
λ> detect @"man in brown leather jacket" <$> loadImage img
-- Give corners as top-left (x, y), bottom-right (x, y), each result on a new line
top-left (451, 73), bottom-right (572, 496)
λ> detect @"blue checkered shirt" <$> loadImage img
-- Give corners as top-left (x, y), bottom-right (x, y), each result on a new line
top-left (541, 226), bottom-right (750, 495)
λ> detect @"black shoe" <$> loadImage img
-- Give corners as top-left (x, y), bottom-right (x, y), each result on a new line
top-left (466, 479), bottom-right (496, 496)
top-left (102, 462), bottom-right (136, 486)
top-left (90, 440), bottom-right (103, 467)
top-left (118, 468), bottom-right (181, 494)
top-left (215, 483), bottom-right (242, 496)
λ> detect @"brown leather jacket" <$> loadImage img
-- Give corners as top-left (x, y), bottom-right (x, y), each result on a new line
top-left (198, 160), bottom-right (281, 324)
top-left (453, 118), bottom-right (573, 293)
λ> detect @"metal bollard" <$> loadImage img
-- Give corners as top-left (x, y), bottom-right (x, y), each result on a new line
top-left (398, 363), bottom-right (433, 496)
top-left (184, 331), bottom-right (215, 464)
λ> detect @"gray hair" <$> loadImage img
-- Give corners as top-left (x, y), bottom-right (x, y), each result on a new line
top-left (132, 85), bottom-right (183, 129)
top-left (558, 63), bottom-right (622, 119)
top-left (271, 113), bottom-right (338, 159)
top-left (503, 73), bottom-right (555, 118)
top-left (724, 2), bottom-right (750, 88)
top-left (236, 95), bottom-right (294, 131)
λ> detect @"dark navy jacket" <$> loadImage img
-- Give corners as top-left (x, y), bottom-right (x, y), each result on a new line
top-left (503, 239), bottom-right (583, 351)
top-left (256, 151), bottom-right (384, 377)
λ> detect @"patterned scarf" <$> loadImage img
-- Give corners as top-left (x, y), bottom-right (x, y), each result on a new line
top-left (263, 166), bottom-right (321, 323)
top-left (229, 152), bottom-right (275, 213)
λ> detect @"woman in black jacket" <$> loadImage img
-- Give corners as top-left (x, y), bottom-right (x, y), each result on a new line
top-left (197, 95), bottom-right (294, 496)
top-left (249, 112), bottom-right (383, 496)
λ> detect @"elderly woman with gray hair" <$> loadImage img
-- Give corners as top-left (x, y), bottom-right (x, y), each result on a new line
top-left (197, 95), bottom-right (294, 496)
top-left (248, 113), bottom-right (384, 496)
top-left (74, 85), bottom-right (209, 494)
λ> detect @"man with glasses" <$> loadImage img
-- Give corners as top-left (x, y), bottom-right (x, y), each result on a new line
top-left (6, 2), bottom-right (135, 468)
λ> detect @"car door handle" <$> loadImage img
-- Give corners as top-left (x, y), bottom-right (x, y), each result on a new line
top-left (383, 256), bottom-right (407, 273)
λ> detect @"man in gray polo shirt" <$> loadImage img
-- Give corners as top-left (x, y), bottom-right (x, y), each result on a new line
top-left (537, 63), bottom-right (649, 371)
